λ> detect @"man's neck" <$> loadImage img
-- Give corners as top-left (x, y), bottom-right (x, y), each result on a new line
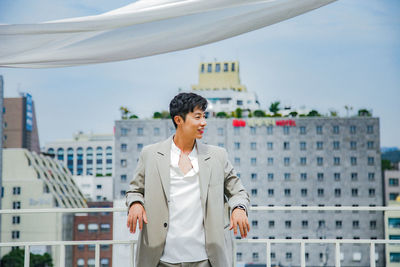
top-left (173, 132), bottom-right (195, 154)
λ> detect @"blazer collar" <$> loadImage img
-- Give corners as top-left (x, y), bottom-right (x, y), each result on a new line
top-left (155, 136), bottom-right (212, 213)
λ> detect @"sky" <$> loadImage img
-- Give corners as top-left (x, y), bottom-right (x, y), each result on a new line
top-left (0, 0), bottom-right (399, 148)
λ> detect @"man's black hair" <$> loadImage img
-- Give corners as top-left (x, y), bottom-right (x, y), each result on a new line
top-left (169, 92), bottom-right (208, 128)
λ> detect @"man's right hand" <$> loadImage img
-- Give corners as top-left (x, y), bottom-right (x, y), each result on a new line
top-left (127, 202), bottom-right (148, 234)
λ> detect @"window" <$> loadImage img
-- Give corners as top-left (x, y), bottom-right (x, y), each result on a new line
top-left (302, 220), bottom-right (308, 228)
top-left (236, 252), bottom-right (242, 261)
top-left (251, 189), bottom-right (257, 197)
top-left (217, 143), bottom-right (224, 148)
top-left (300, 157), bottom-right (307, 165)
top-left (284, 173), bottom-right (291, 181)
top-left (267, 157), bottom-right (274, 166)
top-left (300, 141), bottom-right (306, 150)
top-left (12, 216), bottom-right (20, 224)
top-left (317, 188), bottom-right (324, 197)
top-left (12, 201), bottom-right (21, 209)
top-left (268, 189), bottom-right (274, 197)
top-left (234, 142), bottom-right (240, 150)
top-left (121, 174), bottom-right (127, 182)
top-left (351, 188), bottom-right (358, 197)
top-left (234, 157), bottom-right (240, 165)
top-left (350, 125), bottom-right (356, 134)
top-left (367, 125), bottom-right (374, 134)
top-left (284, 157), bottom-right (290, 166)
top-left (368, 157), bottom-right (375, 166)
top-left (285, 220), bottom-right (291, 228)
top-left (316, 141), bottom-right (323, 150)
top-left (223, 63), bottom-right (228, 72)
top-left (120, 159), bottom-right (127, 167)
top-left (88, 223), bottom-right (99, 233)
top-left (334, 173), bottom-right (341, 181)
top-left (316, 125), bottom-right (323, 134)
top-left (153, 127), bottom-right (160, 136)
top-left (267, 173), bottom-right (274, 181)
top-left (237, 100), bottom-right (243, 106)
top-left (252, 252), bottom-right (259, 262)
top-left (250, 173), bottom-right (258, 181)
top-left (369, 189), bottom-right (375, 197)
top-left (283, 141), bottom-right (290, 150)
top-left (284, 188), bottom-right (291, 197)
top-left (332, 188), bottom-right (341, 197)
top-left (333, 141), bottom-right (340, 150)
top-left (267, 126), bottom-right (273, 135)
top-left (351, 157), bottom-right (357, 166)
top-left (286, 252), bottom-right (292, 260)
top-left (12, 231), bottom-right (20, 239)
top-left (100, 224), bottom-right (110, 232)
top-left (334, 157), bottom-right (340, 166)
top-left (300, 126), bottom-right (306, 134)
top-left (207, 63), bottom-right (212, 72)
top-left (121, 128), bottom-right (128, 136)
top-left (367, 141), bottom-right (374, 149)
top-left (120, 190), bottom-right (126, 196)
top-left (215, 63), bottom-right (221, 72)
top-left (301, 189), bottom-right (307, 197)
top-left (250, 142), bottom-right (257, 150)
top-left (96, 184), bottom-right (102, 189)
top-left (389, 178), bottom-right (399, 186)
top-left (12, 187), bottom-right (21, 195)
top-left (137, 127), bottom-right (144, 136)
top-left (231, 63), bottom-right (235, 72)
top-left (350, 141), bottom-right (357, 150)
top-left (121, 143), bottom-right (127, 152)
top-left (351, 172), bottom-right (358, 181)
top-left (317, 157), bottom-right (323, 166)
top-left (317, 173), bottom-right (324, 181)
top-left (88, 244), bottom-right (96, 251)
top-left (234, 127), bottom-right (240, 135)
top-left (267, 142), bottom-right (273, 150)
top-left (390, 252), bottom-right (400, 263)
top-left (217, 127), bottom-right (224, 136)
top-left (300, 173), bottom-right (307, 181)
top-left (389, 193), bottom-right (398, 200)
top-left (101, 258), bottom-right (110, 267)
top-left (368, 172), bottom-right (375, 181)
top-left (333, 125), bottom-right (339, 134)
top-left (336, 220), bottom-right (342, 229)
top-left (250, 158), bottom-right (257, 166)
top-left (370, 220), bottom-right (377, 229)
top-left (318, 220), bottom-right (326, 228)
top-left (283, 126), bottom-right (289, 135)
top-left (88, 258), bottom-right (95, 267)
top-left (77, 245), bottom-right (84, 251)
top-left (252, 220), bottom-right (258, 228)
top-left (269, 220), bottom-right (275, 228)
top-left (250, 127), bottom-right (256, 135)
top-left (353, 220), bottom-right (360, 229)
top-left (77, 224), bottom-right (85, 232)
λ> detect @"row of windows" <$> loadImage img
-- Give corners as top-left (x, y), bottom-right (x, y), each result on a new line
top-left (77, 223), bottom-right (111, 233)
top-left (47, 146), bottom-right (112, 156)
top-left (251, 172), bottom-right (376, 182)
top-left (251, 219), bottom-right (377, 230)
top-left (252, 188), bottom-right (376, 197)
top-left (76, 244), bottom-right (110, 251)
top-left (233, 156), bottom-right (376, 166)
top-left (201, 62), bottom-right (236, 73)
top-left (121, 127), bottom-right (161, 137)
top-left (77, 258), bottom-right (109, 267)
top-left (389, 178), bottom-right (399, 186)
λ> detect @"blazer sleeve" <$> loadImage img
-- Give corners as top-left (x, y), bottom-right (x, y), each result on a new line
top-left (222, 149), bottom-right (250, 213)
top-left (125, 148), bottom-right (146, 208)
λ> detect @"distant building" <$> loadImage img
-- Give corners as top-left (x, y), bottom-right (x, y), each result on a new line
top-left (384, 163), bottom-right (400, 205)
top-left (44, 132), bottom-right (114, 201)
top-left (385, 197), bottom-right (400, 266)
top-left (115, 116), bottom-right (384, 266)
top-left (1, 149), bottom-right (87, 266)
top-left (191, 61), bottom-right (260, 115)
top-left (73, 201), bottom-right (113, 267)
top-left (3, 94), bottom-right (40, 153)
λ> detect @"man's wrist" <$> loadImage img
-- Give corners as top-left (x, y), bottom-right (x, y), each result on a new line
top-left (233, 204), bottom-right (247, 213)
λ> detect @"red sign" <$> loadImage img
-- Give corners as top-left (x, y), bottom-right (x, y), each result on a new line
top-left (232, 119), bottom-right (246, 127)
top-left (275, 119), bottom-right (296, 126)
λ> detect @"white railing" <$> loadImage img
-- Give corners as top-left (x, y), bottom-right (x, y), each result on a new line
top-left (2, 206), bottom-right (400, 267)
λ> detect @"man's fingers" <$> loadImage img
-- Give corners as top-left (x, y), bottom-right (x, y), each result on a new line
top-left (238, 220), bottom-right (246, 238)
top-left (138, 214), bottom-right (143, 230)
top-left (229, 215), bottom-right (234, 230)
top-left (133, 215), bottom-right (138, 233)
top-left (143, 210), bottom-right (148, 224)
top-left (233, 220), bottom-right (238, 235)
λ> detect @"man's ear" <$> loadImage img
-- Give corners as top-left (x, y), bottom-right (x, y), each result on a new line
top-left (174, 115), bottom-right (183, 127)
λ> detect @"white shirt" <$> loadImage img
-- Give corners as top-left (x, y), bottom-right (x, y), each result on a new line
top-left (160, 140), bottom-right (208, 263)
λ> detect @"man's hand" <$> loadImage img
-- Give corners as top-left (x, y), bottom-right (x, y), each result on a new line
top-left (127, 202), bottom-right (148, 234)
top-left (229, 208), bottom-right (250, 238)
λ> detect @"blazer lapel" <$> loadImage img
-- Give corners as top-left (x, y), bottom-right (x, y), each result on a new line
top-left (197, 142), bottom-right (211, 214)
top-left (155, 136), bottom-right (173, 202)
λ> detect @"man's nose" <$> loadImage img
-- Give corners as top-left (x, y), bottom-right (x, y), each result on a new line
top-left (201, 118), bottom-right (207, 126)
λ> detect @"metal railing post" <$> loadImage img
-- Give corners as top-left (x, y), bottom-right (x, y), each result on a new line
top-left (335, 242), bottom-right (341, 267)
top-left (24, 245), bottom-right (30, 267)
top-left (95, 243), bottom-right (100, 267)
top-left (266, 241), bottom-right (271, 267)
top-left (370, 243), bottom-right (376, 267)
top-left (59, 244), bottom-right (65, 267)
top-left (300, 242), bottom-right (306, 267)
top-left (130, 242), bottom-right (135, 267)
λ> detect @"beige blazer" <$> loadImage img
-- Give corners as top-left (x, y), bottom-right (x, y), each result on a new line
top-left (126, 136), bottom-right (249, 267)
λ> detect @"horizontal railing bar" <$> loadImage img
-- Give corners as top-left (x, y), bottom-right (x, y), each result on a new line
top-left (0, 240), bottom-right (136, 247)
top-left (2, 206), bottom-right (400, 214)
top-left (236, 238), bottom-right (400, 244)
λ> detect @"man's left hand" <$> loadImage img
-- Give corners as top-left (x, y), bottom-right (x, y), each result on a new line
top-left (229, 208), bottom-right (250, 238)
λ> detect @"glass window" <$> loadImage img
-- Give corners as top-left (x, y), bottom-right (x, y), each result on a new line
top-left (302, 220), bottom-right (308, 228)
top-left (390, 252), bottom-right (400, 263)
top-left (353, 220), bottom-right (360, 229)
top-left (317, 157), bottom-right (323, 166)
top-left (88, 223), bottom-right (99, 232)
top-left (250, 127), bottom-right (256, 135)
top-left (251, 173), bottom-right (257, 181)
top-left (207, 64), bottom-right (212, 72)
top-left (231, 63), bottom-right (235, 72)
top-left (283, 126), bottom-right (289, 135)
top-left (299, 126), bottom-right (306, 134)
top-left (12, 187), bottom-right (21, 195)
top-left (234, 157), bottom-right (240, 165)
top-left (284, 157), bottom-right (290, 166)
top-left (336, 220), bottom-right (342, 229)
top-left (121, 174), bottom-right (127, 182)
top-left (367, 125), bottom-right (374, 134)
top-left (317, 188), bottom-right (324, 197)
top-left (200, 64), bottom-right (205, 73)
top-left (368, 157), bottom-right (375, 166)
top-left (333, 125), bottom-right (339, 134)
top-left (77, 224), bottom-right (85, 232)
top-left (101, 258), bottom-right (110, 267)
top-left (137, 127), bottom-right (144, 136)
top-left (267, 173), bottom-right (274, 181)
top-left (88, 258), bottom-right (95, 267)
top-left (77, 259), bottom-right (85, 266)
top-left (250, 142), bottom-right (257, 150)
top-left (368, 172), bottom-right (375, 181)
top-left (350, 141), bottom-right (357, 150)
top-left (101, 224), bottom-right (110, 232)
top-left (301, 189), bottom-right (307, 197)
top-left (369, 189), bottom-right (375, 197)
top-left (269, 220), bottom-right (275, 228)
top-left (333, 141), bottom-right (340, 150)
top-left (284, 173), bottom-right (291, 180)
top-left (389, 218), bottom-right (400, 228)
top-left (267, 142), bottom-right (273, 150)
top-left (352, 188), bottom-right (358, 197)
top-left (218, 128), bottom-right (224, 136)
top-left (300, 173), bottom-right (307, 181)
top-left (390, 193), bottom-right (399, 200)
top-left (268, 189), bottom-right (274, 197)
top-left (224, 63), bottom-right (228, 72)
top-left (234, 142), bottom-right (240, 150)
top-left (334, 173), bottom-right (341, 181)
top-left (12, 216), bottom-right (20, 224)
top-left (389, 178), bottom-right (399, 186)
top-left (121, 159), bottom-right (127, 167)
top-left (121, 143), bottom-right (127, 152)
top-left (300, 142), bottom-right (306, 150)
top-left (286, 252), bottom-right (292, 260)
top-left (300, 157), bottom-right (306, 165)
top-left (137, 143), bottom-right (143, 151)
top-left (284, 189), bottom-right (291, 196)
top-left (251, 157), bottom-right (256, 166)
top-left (334, 157), bottom-right (340, 166)
top-left (316, 126), bottom-right (323, 134)
top-left (267, 157), bottom-right (274, 166)
top-left (215, 63), bottom-right (220, 72)
top-left (285, 220), bottom-right (291, 228)
top-left (154, 127), bottom-right (160, 136)
top-left (283, 141), bottom-right (290, 150)
top-left (121, 128), bottom-right (128, 136)
top-left (367, 141), bottom-right (374, 149)
top-left (12, 201), bottom-right (21, 209)
top-left (317, 173), bottom-right (324, 181)
top-left (350, 125), bottom-right (356, 134)
top-left (335, 188), bottom-right (341, 197)
top-left (351, 173), bottom-right (358, 181)
top-left (267, 126), bottom-right (273, 135)
top-left (251, 189), bottom-right (257, 197)
top-left (316, 141), bottom-right (323, 150)
top-left (351, 157), bottom-right (357, 166)
top-left (88, 244), bottom-right (95, 251)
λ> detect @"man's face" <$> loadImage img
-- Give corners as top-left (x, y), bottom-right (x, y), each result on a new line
top-left (176, 107), bottom-right (207, 139)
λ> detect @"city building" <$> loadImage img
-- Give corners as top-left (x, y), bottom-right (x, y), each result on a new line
top-left (73, 201), bottom-right (113, 267)
top-left (114, 116), bottom-right (383, 266)
top-left (44, 131), bottom-right (114, 201)
top-left (191, 61), bottom-right (260, 115)
top-left (1, 148), bottom-right (87, 266)
top-left (385, 197), bottom-right (400, 266)
top-left (384, 163), bottom-right (400, 205)
top-left (3, 93), bottom-right (40, 153)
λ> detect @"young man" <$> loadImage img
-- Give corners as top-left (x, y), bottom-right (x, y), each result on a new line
top-left (126, 93), bottom-right (250, 267)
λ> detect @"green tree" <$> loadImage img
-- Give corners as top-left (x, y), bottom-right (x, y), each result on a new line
top-left (153, 112), bottom-right (162, 119)
top-left (288, 111), bottom-right (298, 117)
top-left (161, 111), bottom-right (171, 119)
top-left (1, 248), bottom-right (53, 267)
top-left (119, 106), bottom-right (130, 120)
top-left (307, 110), bottom-right (321, 117)
top-left (234, 108), bottom-right (242, 118)
top-left (358, 109), bottom-right (372, 117)
top-left (329, 110), bottom-right (338, 117)
top-left (129, 114), bottom-right (138, 119)
top-left (382, 159), bottom-right (393, 171)
top-left (216, 111), bottom-right (228, 118)
top-left (269, 101), bottom-right (281, 116)
top-left (253, 110), bottom-right (266, 117)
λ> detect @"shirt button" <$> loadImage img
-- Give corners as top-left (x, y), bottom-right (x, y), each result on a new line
top-left (164, 223), bottom-right (168, 228)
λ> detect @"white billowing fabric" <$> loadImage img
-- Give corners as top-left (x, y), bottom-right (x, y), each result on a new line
top-left (160, 140), bottom-right (208, 263)
top-left (0, 0), bottom-right (336, 68)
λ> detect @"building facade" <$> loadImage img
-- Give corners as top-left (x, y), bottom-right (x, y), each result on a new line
top-left (384, 164), bottom-right (400, 205)
top-left (3, 94), bottom-right (40, 153)
top-left (73, 201), bottom-right (113, 267)
top-left (385, 199), bottom-right (400, 266)
top-left (191, 61), bottom-right (260, 115)
top-left (115, 116), bottom-right (383, 266)
top-left (1, 148), bottom-right (87, 266)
